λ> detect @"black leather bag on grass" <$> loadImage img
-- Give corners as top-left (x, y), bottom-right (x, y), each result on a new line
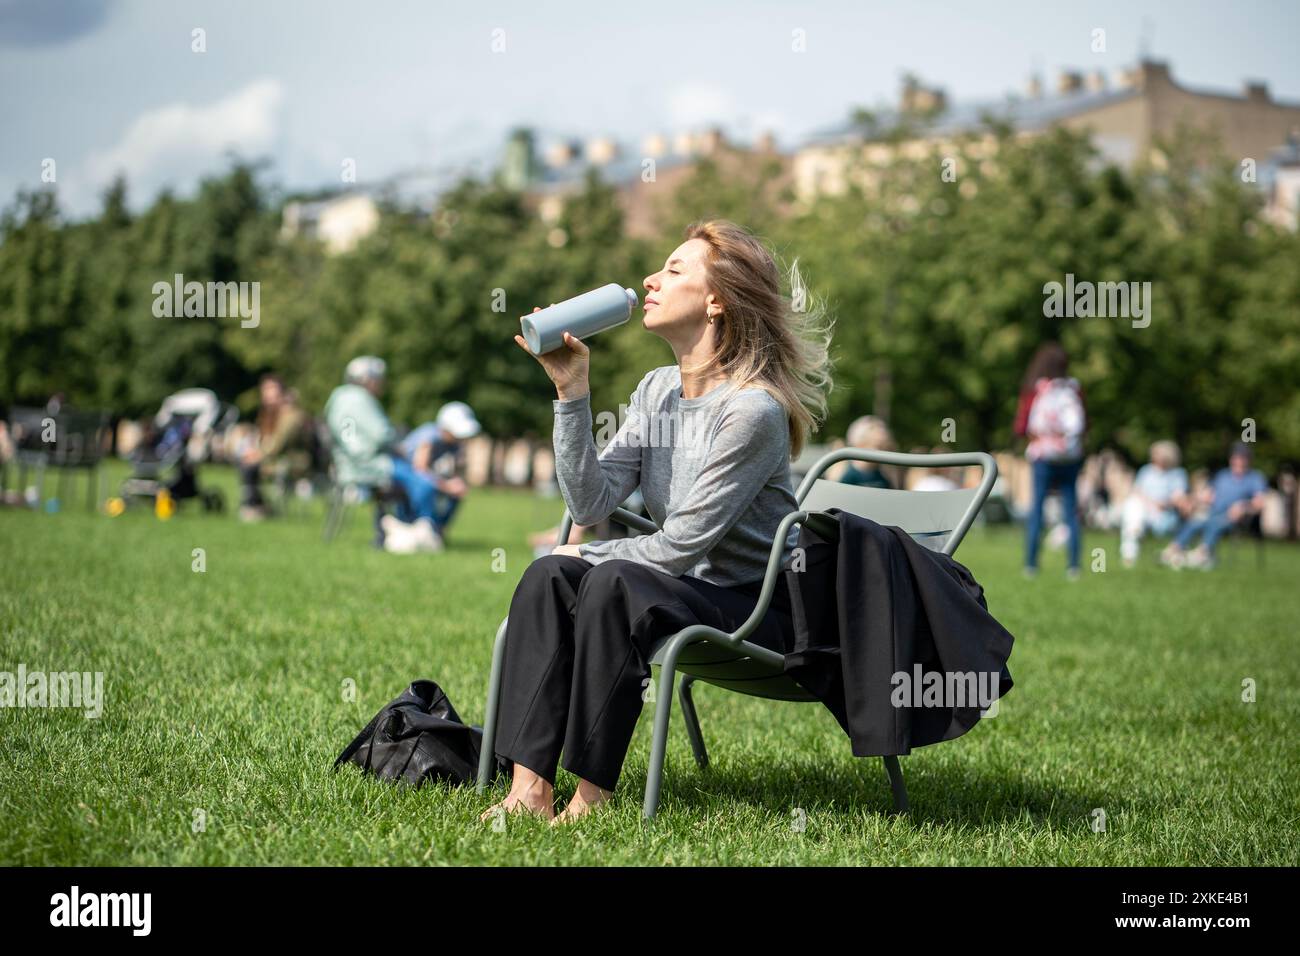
top-left (334, 680), bottom-right (511, 787)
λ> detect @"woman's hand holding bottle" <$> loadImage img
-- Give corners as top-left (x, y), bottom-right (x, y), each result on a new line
top-left (514, 306), bottom-right (590, 401)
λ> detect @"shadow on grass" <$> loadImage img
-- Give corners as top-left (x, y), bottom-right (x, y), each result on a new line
top-left (635, 752), bottom-right (1123, 832)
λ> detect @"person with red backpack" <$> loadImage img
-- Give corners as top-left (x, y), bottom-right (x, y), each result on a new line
top-left (1014, 342), bottom-right (1087, 579)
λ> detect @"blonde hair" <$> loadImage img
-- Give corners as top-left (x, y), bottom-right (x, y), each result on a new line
top-left (679, 219), bottom-right (834, 458)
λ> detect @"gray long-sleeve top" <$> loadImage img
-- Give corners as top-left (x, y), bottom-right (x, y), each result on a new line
top-left (553, 365), bottom-right (801, 587)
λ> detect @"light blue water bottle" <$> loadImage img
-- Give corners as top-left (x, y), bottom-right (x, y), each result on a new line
top-left (521, 283), bottom-right (639, 355)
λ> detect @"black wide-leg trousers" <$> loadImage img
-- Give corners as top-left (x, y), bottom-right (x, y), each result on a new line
top-left (494, 555), bottom-right (795, 793)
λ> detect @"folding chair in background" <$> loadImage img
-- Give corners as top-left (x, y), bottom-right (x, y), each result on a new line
top-left (51, 408), bottom-right (112, 512)
top-left (3, 406), bottom-right (54, 506)
top-left (477, 448), bottom-right (998, 819)
top-left (320, 467), bottom-right (407, 547)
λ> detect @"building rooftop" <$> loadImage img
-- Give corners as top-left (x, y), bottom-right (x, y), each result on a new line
top-left (525, 150), bottom-right (697, 194)
top-left (805, 60), bottom-right (1300, 149)
top-left (805, 86), bottom-right (1141, 147)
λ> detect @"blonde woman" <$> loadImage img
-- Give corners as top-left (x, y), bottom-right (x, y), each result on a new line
top-left (482, 220), bottom-right (833, 824)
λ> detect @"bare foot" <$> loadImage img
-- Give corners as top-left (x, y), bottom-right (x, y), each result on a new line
top-left (551, 779), bottom-right (613, 825)
top-left (480, 765), bottom-right (555, 822)
top-left (480, 791), bottom-right (555, 823)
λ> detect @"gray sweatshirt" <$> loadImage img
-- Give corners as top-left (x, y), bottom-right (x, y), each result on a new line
top-left (552, 365), bottom-right (801, 587)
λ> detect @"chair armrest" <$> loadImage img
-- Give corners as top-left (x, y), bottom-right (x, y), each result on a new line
top-left (633, 509), bottom-right (810, 667)
top-left (724, 509), bottom-right (810, 648)
top-left (555, 505), bottom-right (659, 549)
top-left (549, 507), bottom-right (805, 665)
top-left (554, 505), bottom-right (805, 653)
top-left (611, 506), bottom-right (659, 535)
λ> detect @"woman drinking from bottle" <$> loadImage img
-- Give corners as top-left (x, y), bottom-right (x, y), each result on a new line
top-left (482, 220), bottom-right (833, 824)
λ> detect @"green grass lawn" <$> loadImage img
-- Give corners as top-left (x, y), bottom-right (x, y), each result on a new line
top-left (2, 463), bottom-right (1297, 865)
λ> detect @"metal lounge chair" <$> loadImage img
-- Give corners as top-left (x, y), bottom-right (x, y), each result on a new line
top-left (319, 421), bottom-right (406, 546)
top-left (477, 448), bottom-right (998, 819)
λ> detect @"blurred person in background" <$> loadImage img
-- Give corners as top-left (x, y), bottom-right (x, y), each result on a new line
top-left (1014, 342), bottom-right (1087, 580)
top-left (396, 401), bottom-right (481, 542)
top-left (911, 446), bottom-right (963, 492)
top-left (1077, 448), bottom-right (1126, 530)
top-left (1119, 440), bottom-right (1191, 567)
top-left (1161, 442), bottom-right (1267, 571)
top-left (0, 417), bottom-right (15, 506)
top-left (239, 373), bottom-right (310, 522)
top-left (324, 356), bottom-right (441, 554)
top-left (836, 414), bottom-right (895, 488)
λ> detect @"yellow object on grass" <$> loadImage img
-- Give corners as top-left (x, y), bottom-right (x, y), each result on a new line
top-left (155, 490), bottom-right (175, 520)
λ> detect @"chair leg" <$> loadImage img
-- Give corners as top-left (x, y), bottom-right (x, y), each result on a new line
top-left (882, 755), bottom-right (909, 813)
top-left (679, 675), bottom-right (709, 770)
top-left (476, 617), bottom-right (510, 792)
top-left (643, 654), bottom-right (680, 820)
top-left (322, 488), bottom-right (344, 542)
top-left (372, 501), bottom-right (387, 549)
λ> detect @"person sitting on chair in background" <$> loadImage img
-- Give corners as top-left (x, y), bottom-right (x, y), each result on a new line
top-left (1119, 440), bottom-right (1191, 567)
top-left (1161, 442), bottom-right (1267, 571)
top-left (482, 219), bottom-right (831, 824)
top-left (396, 401), bottom-right (481, 542)
top-left (836, 414), bottom-right (895, 488)
top-left (323, 356), bottom-right (442, 554)
top-left (239, 373), bottom-right (310, 522)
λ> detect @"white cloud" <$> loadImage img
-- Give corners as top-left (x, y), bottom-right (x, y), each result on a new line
top-left (77, 78), bottom-right (284, 209)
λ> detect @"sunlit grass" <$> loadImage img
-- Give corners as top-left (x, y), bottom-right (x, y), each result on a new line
top-left (1, 463), bottom-right (1296, 865)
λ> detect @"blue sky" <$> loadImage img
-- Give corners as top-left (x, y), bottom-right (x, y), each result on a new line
top-left (3, 0), bottom-right (1298, 217)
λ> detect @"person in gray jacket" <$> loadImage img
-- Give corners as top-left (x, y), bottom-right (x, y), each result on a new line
top-left (482, 220), bottom-right (833, 824)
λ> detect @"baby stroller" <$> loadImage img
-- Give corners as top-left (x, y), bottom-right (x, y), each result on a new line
top-left (120, 388), bottom-right (238, 512)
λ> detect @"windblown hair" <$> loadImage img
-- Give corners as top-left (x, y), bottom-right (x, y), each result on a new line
top-left (680, 220), bottom-right (834, 458)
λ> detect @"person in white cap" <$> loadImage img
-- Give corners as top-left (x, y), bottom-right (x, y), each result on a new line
top-left (396, 401), bottom-right (482, 540)
top-left (324, 356), bottom-right (443, 554)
